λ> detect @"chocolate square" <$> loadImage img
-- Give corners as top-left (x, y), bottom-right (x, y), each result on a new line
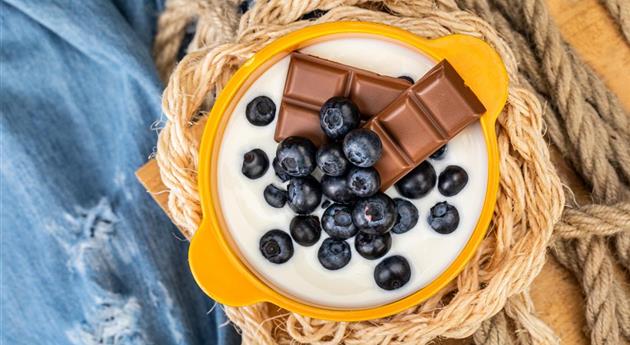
top-left (275, 53), bottom-right (409, 145)
top-left (364, 60), bottom-right (486, 189)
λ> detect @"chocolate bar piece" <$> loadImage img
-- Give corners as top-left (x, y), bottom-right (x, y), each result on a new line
top-left (365, 60), bottom-right (486, 189)
top-left (275, 53), bottom-right (411, 146)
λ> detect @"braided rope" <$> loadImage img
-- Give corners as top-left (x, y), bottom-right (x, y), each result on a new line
top-left (599, 0), bottom-right (630, 43)
top-left (503, 293), bottom-right (560, 345)
top-left (472, 311), bottom-right (515, 345)
top-left (551, 238), bottom-right (620, 345)
top-left (440, 1), bottom-right (630, 344)
top-left (504, 0), bottom-right (630, 202)
top-left (153, 0), bottom-right (240, 83)
top-left (554, 203), bottom-right (630, 239)
top-left (154, 1), bottom-right (565, 343)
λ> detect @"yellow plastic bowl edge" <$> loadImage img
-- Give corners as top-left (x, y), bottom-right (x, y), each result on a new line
top-left (190, 21), bottom-right (508, 321)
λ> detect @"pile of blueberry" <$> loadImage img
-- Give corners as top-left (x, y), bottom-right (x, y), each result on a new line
top-left (241, 95), bottom-right (469, 291)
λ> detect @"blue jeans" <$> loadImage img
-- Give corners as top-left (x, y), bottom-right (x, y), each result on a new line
top-left (0, 1), bottom-right (240, 344)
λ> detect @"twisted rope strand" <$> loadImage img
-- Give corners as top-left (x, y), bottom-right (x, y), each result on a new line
top-left (599, 0), bottom-right (630, 44)
top-left (554, 203), bottom-right (630, 239)
top-left (153, 0), bottom-right (239, 83)
top-left (472, 311), bottom-right (515, 345)
top-left (503, 292), bottom-right (560, 345)
top-left (519, 0), bottom-right (629, 202)
top-left (615, 231), bottom-right (630, 272)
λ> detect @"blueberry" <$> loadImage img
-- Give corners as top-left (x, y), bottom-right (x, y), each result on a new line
top-left (259, 230), bottom-right (293, 264)
top-left (321, 200), bottom-right (332, 209)
top-left (321, 175), bottom-right (356, 204)
top-left (374, 255), bottom-right (411, 290)
top-left (272, 157), bottom-right (290, 182)
top-left (263, 184), bottom-right (287, 208)
top-left (391, 198), bottom-right (419, 234)
top-left (438, 165), bottom-right (468, 196)
top-left (430, 145), bottom-right (447, 160)
top-left (355, 232), bottom-right (391, 260)
top-left (346, 167), bottom-right (380, 197)
top-left (321, 204), bottom-right (358, 239)
top-left (276, 136), bottom-right (317, 177)
top-left (320, 97), bottom-right (360, 140)
top-left (316, 143), bottom-right (349, 176)
top-left (394, 161), bottom-right (436, 199)
top-left (343, 129), bottom-right (382, 167)
top-left (290, 215), bottom-right (321, 246)
top-left (287, 176), bottom-right (322, 214)
top-left (318, 237), bottom-right (351, 270)
top-left (398, 75), bottom-right (414, 84)
top-left (246, 96), bottom-right (276, 126)
top-left (352, 193), bottom-right (396, 235)
top-left (241, 149), bottom-right (269, 179)
top-left (428, 201), bottom-right (459, 234)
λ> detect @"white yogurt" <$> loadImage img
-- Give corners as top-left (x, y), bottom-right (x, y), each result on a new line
top-left (217, 37), bottom-right (488, 309)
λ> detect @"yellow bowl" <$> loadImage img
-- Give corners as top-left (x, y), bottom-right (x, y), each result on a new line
top-left (190, 22), bottom-right (508, 321)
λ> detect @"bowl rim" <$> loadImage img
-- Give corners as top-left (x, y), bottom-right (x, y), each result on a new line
top-left (191, 21), bottom-right (508, 321)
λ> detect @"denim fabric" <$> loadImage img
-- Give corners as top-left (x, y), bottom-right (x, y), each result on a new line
top-left (0, 1), bottom-right (240, 344)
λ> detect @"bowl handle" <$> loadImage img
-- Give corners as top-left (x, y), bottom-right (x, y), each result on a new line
top-left (189, 220), bottom-right (266, 306)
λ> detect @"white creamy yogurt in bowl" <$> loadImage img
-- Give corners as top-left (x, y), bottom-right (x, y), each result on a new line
top-left (216, 37), bottom-right (488, 309)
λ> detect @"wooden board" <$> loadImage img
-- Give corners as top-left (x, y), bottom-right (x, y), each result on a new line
top-left (135, 0), bottom-right (630, 342)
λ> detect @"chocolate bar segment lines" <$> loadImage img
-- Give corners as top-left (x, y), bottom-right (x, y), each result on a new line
top-left (283, 55), bottom-right (350, 109)
top-left (411, 60), bottom-right (486, 136)
top-left (366, 60), bottom-right (486, 189)
top-left (275, 53), bottom-right (410, 146)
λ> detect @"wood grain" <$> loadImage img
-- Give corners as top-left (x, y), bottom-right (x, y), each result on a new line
top-left (135, 0), bottom-right (630, 342)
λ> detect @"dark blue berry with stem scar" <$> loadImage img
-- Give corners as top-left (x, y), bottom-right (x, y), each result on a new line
top-left (428, 201), bottom-right (460, 234)
top-left (352, 193), bottom-right (396, 235)
top-left (391, 198), bottom-right (419, 234)
top-left (430, 145), bottom-right (447, 160)
top-left (398, 75), bottom-right (414, 84)
top-left (321, 175), bottom-right (356, 204)
top-left (374, 255), bottom-right (411, 290)
top-left (395, 160), bottom-right (436, 199)
top-left (290, 215), bottom-right (321, 247)
top-left (343, 129), bottom-right (382, 167)
top-left (317, 143), bottom-right (349, 176)
top-left (355, 231), bottom-right (392, 260)
top-left (438, 165), bottom-right (469, 196)
top-left (241, 149), bottom-right (269, 179)
top-left (272, 157), bottom-right (290, 182)
top-left (320, 97), bottom-right (360, 140)
top-left (246, 96), bottom-right (276, 126)
top-left (318, 238), bottom-right (351, 270)
top-left (276, 136), bottom-right (317, 177)
top-left (259, 230), bottom-right (293, 264)
top-left (287, 176), bottom-right (322, 214)
top-left (321, 204), bottom-right (357, 239)
top-left (346, 167), bottom-right (380, 197)
top-left (263, 184), bottom-right (287, 208)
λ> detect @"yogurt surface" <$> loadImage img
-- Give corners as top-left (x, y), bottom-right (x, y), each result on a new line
top-left (217, 37), bottom-right (488, 309)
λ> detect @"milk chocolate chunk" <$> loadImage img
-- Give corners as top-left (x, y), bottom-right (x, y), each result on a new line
top-left (275, 53), bottom-right (410, 146)
top-left (366, 60), bottom-right (486, 189)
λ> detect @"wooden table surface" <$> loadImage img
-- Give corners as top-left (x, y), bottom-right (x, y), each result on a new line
top-left (135, 0), bottom-right (630, 343)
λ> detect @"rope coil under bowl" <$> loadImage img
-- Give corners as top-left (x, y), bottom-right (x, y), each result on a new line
top-left (155, 1), bottom-right (565, 344)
